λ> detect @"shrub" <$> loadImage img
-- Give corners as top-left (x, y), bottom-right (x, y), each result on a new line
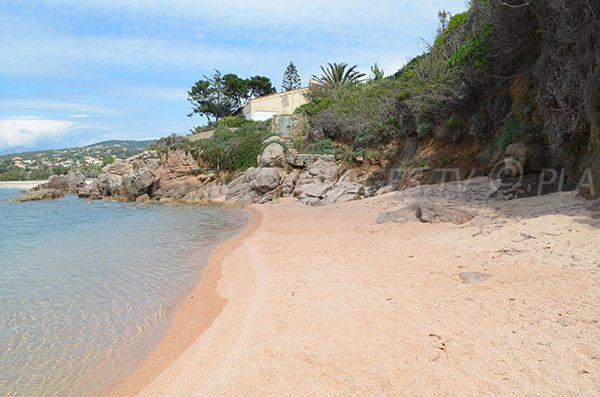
top-left (306, 79), bottom-right (400, 149)
top-left (435, 11), bottom-right (469, 46)
top-left (303, 138), bottom-right (344, 156)
top-left (415, 116), bottom-right (434, 137)
top-left (449, 25), bottom-right (493, 67)
top-left (497, 114), bottom-right (542, 150)
top-left (188, 120), bottom-right (271, 172)
top-left (218, 115), bottom-right (250, 128)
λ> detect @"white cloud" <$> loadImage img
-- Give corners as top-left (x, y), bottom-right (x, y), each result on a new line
top-left (68, 114), bottom-right (90, 118)
top-left (0, 118), bottom-right (76, 149)
top-left (0, 99), bottom-right (118, 115)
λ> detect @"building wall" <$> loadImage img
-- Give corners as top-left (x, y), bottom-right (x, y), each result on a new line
top-left (243, 88), bottom-right (309, 121)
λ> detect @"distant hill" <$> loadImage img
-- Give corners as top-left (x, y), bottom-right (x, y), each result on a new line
top-left (0, 146), bottom-right (29, 156)
top-left (0, 139), bottom-right (157, 181)
top-left (84, 140), bottom-right (157, 151)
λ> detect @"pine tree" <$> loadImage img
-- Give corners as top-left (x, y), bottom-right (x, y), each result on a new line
top-left (282, 62), bottom-right (301, 91)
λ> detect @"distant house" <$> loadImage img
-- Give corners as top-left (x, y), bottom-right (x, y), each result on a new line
top-left (240, 87), bottom-right (309, 121)
top-left (12, 157), bottom-right (24, 168)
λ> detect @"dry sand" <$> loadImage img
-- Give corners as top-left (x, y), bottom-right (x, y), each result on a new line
top-left (0, 180), bottom-right (46, 189)
top-left (129, 177), bottom-right (600, 396)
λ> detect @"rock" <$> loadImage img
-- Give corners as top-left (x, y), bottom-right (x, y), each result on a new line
top-left (588, 200), bottom-right (600, 211)
top-left (376, 201), bottom-right (474, 225)
top-left (34, 171), bottom-right (86, 193)
top-left (322, 181), bottom-right (364, 204)
top-left (253, 168), bottom-right (283, 193)
top-left (375, 185), bottom-right (397, 196)
top-left (504, 142), bottom-right (546, 177)
top-left (282, 170), bottom-right (299, 197)
top-left (376, 204), bottom-right (420, 224)
top-left (286, 152), bottom-right (320, 167)
top-left (65, 171), bottom-right (87, 193)
top-left (135, 194), bottom-right (150, 203)
top-left (10, 189), bottom-right (65, 202)
top-left (262, 135), bottom-right (283, 145)
top-left (459, 272), bottom-right (491, 284)
top-left (259, 143), bottom-right (285, 168)
top-left (183, 181), bottom-right (225, 202)
top-left (78, 149), bottom-right (202, 201)
top-left (306, 157), bottom-right (341, 182)
top-left (77, 181), bottom-right (100, 199)
top-left (303, 182), bottom-right (334, 198)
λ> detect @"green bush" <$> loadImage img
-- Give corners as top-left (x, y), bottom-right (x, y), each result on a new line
top-left (295, 96), bottom-right (333, 116)
top-left (218, 115), bottom-right (250, 128)
top-left (449, 25), bottom-right (493, 67)
top-left (497, 114), bottom-right (542, 150)
top-left (303, 138), bottom-right (344, 156)
top-left (306, 79), bottom-right (400, 149)
top-left (435, 11), bottom-right (469, 46)
top-left (416, 116), bottom-right (434, 137)
top-left (184, 120), bottom-right (271, 172)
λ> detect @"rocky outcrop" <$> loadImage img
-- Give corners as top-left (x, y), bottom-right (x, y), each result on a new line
top-left (376, 201), bottom-right (474, 225)
top-left (33, 171), bottom-right (86, 194)
top-left (224, 145), bottom-right (374, 207)
top-left (78, 150), bottom-right (205, 201)
top-left (10, 188), bottom-right (65, 202)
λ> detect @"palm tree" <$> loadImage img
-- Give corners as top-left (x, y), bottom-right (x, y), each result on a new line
top-left (312, 62), bottom-right (365, 90)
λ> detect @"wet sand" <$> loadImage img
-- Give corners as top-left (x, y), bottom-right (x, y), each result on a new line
top-left (108, 208), bottom-right (260, 396)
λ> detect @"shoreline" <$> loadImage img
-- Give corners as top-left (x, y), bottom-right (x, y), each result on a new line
top-left (0, 180), bottom-right (46, 189)
top-left (107, 207), bottom-right (261, 396)
top-left (131, 186), bottom-right (600, 396)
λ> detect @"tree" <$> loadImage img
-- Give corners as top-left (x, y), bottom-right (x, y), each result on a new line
top-left (370, 63), bottom-right (385, 81)
top-left (282, 62), bottom-right (301, 91)
top-left (188, 71), bottom-right (276, 123)
top-left (437, 10), bottom-right (451, 37)
top-left (187, 70), bottom-right (234, 123)
top-left (312, 62), bottom-right (365, 91)
top-left (223, 73), bottom-right (249, 108)
top-left (247, 76), bottom-right (276, 98)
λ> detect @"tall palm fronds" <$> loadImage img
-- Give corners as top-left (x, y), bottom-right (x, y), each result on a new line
top-left (312, 62), bottom-right (365, 90)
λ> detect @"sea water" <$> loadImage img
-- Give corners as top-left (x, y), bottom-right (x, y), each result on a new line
top-left (0, 189), bottom-right (247, 396)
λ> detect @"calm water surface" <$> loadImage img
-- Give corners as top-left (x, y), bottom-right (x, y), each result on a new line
top-left (0, 189), bottom-right (247, 396)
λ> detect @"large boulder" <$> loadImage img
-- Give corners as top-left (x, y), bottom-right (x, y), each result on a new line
top-left (305, 155), bottom-right (341, 182)
top-left (322, 181), bottom-right (365, 204)
top-left (259, 143), bottom-right (285, 168)
top-left (10, 189), bottom-right (65, 202)
top-left (253, 167), bottom-right (283, 192)
top-left (34, 171), bottom-right (86, 194)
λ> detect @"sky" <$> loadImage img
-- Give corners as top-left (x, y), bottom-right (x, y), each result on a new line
top-left (0, 0), bottom-right (468, 151)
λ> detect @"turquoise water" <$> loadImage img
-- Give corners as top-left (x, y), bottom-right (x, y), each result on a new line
top-left (0, 189), bottom-right (247, 396)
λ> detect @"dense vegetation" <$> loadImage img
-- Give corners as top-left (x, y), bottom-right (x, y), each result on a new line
top-left (155, 118), bottom-right (272, 173)
top-left (187, 71), bottom-right (276, 123)
top-left (296, 0), bottom-right (600, 180)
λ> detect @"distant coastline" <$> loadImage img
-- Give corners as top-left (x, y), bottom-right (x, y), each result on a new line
top-left (0, 181), bottom-right (47, 189)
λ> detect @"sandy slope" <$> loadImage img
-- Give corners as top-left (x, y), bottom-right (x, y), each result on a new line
top-left (138, 178), bottom-right (600, 396)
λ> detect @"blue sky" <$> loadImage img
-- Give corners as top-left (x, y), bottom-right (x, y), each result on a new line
top-left (0, 0), bottom-right (467, 151)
